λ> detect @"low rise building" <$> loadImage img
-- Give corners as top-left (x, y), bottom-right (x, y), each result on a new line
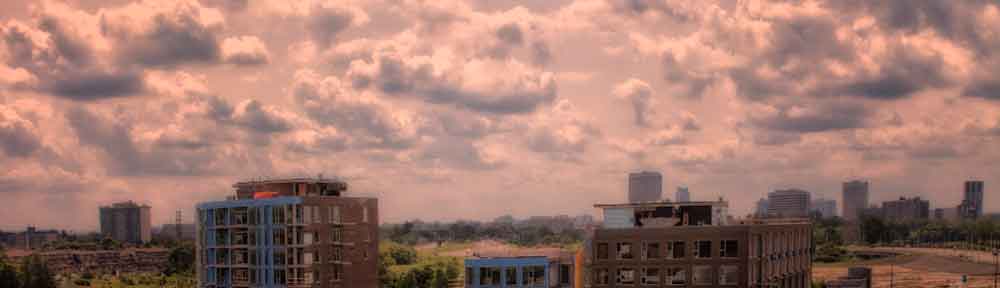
top-left (464, 249), bottom-right (579, 288)
top-left (586, 201), bottom-right (812, 287)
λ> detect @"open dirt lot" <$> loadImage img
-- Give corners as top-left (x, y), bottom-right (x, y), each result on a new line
top-left (815, 248), bottom-right (999, 288)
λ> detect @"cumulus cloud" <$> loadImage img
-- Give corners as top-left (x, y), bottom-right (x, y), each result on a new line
top-left (749, 102), bottom-right (873, 133)
top-left (614, 78), bottom-right (654, 127)
top-left (348, 48), bottom-right (557, 114)
top-left (222, 36), bottom-right (271, 65)
top-left (293, 69), bottom-right (423, 150)
top-left (102, 0), bottom-right (225, 67)
top-left (0, 105), bottom-right (42, 157)
top-left (306, 3), bottom-right (369, 48)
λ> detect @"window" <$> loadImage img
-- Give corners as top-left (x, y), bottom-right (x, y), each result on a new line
top-left (666, 267), bottom-right (686, 285)
top-left (616, 268), bottom-right (635, 285)
top-left (721, 240), bottom-right (738, 258)
top-left (273, 228), bottom-right (287, 245)
top-left (559, 264), bottom-right (571, 284)
top-left (329, 206), bottom-right (341, 224)
top-left (330, 228), bottom-right (342, 243)
top-left (311, 206), bottom-right (321, 223)
top-left (643, 242), bottom-right (660, 259)
top-left (479, 267), bottom-right (501, 285)
top-left (466, 268), bottom-right (474, 285)
top-left (362, 207), bottom-right (369, 223)
top-left (274, 206), bottom-right (286, 224)
top-left (594, 269), bottom-right (609, 285)
top-left (719, 265), bottom-right (738, 286)
top-left (505, 267), bottom-right (517, 285)
top-left (332, 264), bottom-right (342, 281)
top-left (666, 241), bottom-right (685, 259)
top-left (524, 266), bottom-right (546, 285)
top-left (597, 243), bottom-right (609, 260)
top-left (692, 266), bottom-right (712, 286)
top-left (694, 240), bottom-right (712, 258)
top-left (617, 242), bottom-right (634, 259)
top-left (641, 268), bottom-right (659, 285)
top-left (274, 269), bottom-right (286, 284)
top-left (273, 249), bottom-right (286, 266)
top-left (330, 246), bottom-right (343, 262)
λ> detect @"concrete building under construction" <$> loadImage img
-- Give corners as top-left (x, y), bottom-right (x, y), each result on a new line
top-left (195, 178), bottom-right (378, 288)
top-left (586, 201), bottom-right (813, 287)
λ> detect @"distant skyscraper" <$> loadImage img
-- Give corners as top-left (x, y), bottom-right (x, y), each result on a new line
top-left (882, 197), bottom-right (930, 221)
top-left (676, 186), bottom-right (690, 202)
top-left (811, 198), bottom-right (837, 219)
top-left (963, 180), bottom-right (985, 219)
top-left (842, 180), bottom-right (869, 221)
top-left (755, 198), bottom-right (770, 217)
top-left (766, 189), bottom-right (811, 218)
top-left (628, 171), bottom-right (662, 203)
top-left (99, 201), bottom-right (151, 244)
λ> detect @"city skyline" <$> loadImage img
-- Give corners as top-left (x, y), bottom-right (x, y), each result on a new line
top-left (2, 0), bottom-right (1000, 231)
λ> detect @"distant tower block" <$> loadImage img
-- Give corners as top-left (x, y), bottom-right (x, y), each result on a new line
top-left (676, 186), bottom-right (690, 202)
top-left (628, 171), bottom-right (663, 203)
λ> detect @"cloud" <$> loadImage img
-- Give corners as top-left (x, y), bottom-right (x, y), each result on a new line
top-left (221, 36), bottom-right (271, 66)
top-left (614, 78), bottom-right (654, 127)
top-left (0, 105), bottom-right (42, 157)
top-left (749, 102), bottom-right (872, 133)
top-left (47, 70), bottom-right (145, 100)
top-left (348, 48), bottom-right (557, 115)
top-left (293, 69), bottom-right (422, 150)
top-left (102, 0), bottom-right (225, 67)
top-left (306, 3), bottom-right (369, 48)
top-left (66, 106), bottom-right (226, 176)
top-left (231, 99), bottom-right (294, 134)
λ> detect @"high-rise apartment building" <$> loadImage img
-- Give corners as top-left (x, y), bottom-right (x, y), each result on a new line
top-left (587, 200), bottom-right (812, 287)
top-left (195, 178), bottom-right (378, 288)
top-left (100, 201), bottom-right (152, 244)
top-left (842, 181), bottom-right (869, 221)
top-left (963, 180), bottom-right (984, 219)
top-left (811, 198), bottom-right (837, 219)
top-left (882, 197), bottom-right (929, 221)
top-left (675, 186), bottom-right (690, 202)
top-left (628, 171), bottom-right (662, 203)
top-left (766, 189), bottom-right (811, 218)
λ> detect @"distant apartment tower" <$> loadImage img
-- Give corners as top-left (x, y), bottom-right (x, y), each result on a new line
top-left (195, 178), bottom-right (378, 288)
top-left (882, 197), bottom-right (930, 221)
top-left (811, 198), bottom-right (837, 219)
top-left (842, 181), bottom-right (869, 221)
top-left (766, 189), bottom-right (811, 218)
top-left (100, 201), bottom-right (151, 244)
top-left (675, 186), bottom-right (690, 202)
top-left (588, 200), bottom-right (812, 287)
top-left (962, 180), bottom-right (985, 219)
top-left (628, 171), bottom-right (662, 203)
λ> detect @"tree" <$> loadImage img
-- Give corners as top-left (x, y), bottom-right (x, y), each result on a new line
top-left (166, 243), bottom-right (195, 275)
top-left (19, 255), bottom-right (56, 288)
top-left (0, 247), bottom-right (19, 288)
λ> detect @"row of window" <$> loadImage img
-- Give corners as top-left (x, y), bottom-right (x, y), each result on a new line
top-left (466, 266), bottom-right (546, 286)
top-left (595, 240), bottom-right (739, 260)
top-left (201, 204), bottom-right (369, 226)
top-left (592, 266), bottom-right (739, 286)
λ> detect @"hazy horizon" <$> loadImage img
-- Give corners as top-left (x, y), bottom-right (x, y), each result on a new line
top-left (1, 0), bottom-right (999, 232)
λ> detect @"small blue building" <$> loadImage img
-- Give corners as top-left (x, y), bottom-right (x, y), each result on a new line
top-left (464, 252), bottom-right (575, 288)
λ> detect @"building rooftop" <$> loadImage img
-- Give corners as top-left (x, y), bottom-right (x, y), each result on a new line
top-left (101, 201), bottom-right (150, 209)
top-left (233, 177), bottom-right (347, 187)
top-left (594, 200), bottom-right (726, 209)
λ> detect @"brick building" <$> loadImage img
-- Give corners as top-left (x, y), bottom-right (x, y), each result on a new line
top-left (196, 178), bottom-right (378, 288)
top-left (586, 201), bottom-right (812, 287)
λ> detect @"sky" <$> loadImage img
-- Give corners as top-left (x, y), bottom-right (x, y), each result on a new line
top-left (1, 0), bottom-right (1000, 231)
